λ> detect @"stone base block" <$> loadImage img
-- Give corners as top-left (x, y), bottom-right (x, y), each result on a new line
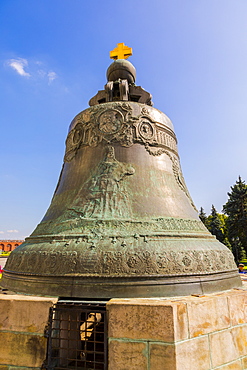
top-left (107, 286), bottom-right (247, 370)
top-left (0, 294), bottom-right (57, 369)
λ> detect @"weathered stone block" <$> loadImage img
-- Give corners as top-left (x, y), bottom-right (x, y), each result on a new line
top-left (241, 355), bottom-right (247, 369)
top-left (108, 340), bottom-right (148, 370)
top-left (186, 294), bottom-right (230, 337)
top-left (150, 335), bottom-right (210, 370)
top-left (107, 298), bottom-right (188, 342)
top-left (231, 325), bottom-right (247, 357)
top-left (0, 332), bottom-right (46, 367)
top-left (149, 343), bottom-right (176, 370)
top-left (227, 289), bottom-right (247, 326)
top-left (175, 336), bottom-right (210, 370)
top-left (215, 360), bottom-right (242, 370)
top-left (210, 328), bottom-right (238, 368)
top-left (0, 294), bottom-right (57, 333)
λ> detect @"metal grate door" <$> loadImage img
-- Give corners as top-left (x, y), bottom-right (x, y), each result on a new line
top-left (44, 300), bottom-right (108, 370)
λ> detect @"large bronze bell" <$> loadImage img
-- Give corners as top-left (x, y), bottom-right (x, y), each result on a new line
top-left (2, 50), bottom-right (241, 298)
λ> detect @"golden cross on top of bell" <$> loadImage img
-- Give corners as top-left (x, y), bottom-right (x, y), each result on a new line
top-left (110, 42), bottom-right (132, 60)
top-left (2, 45), bottom-right (241, 298)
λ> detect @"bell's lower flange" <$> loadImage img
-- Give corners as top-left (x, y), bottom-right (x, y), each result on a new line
top-left (1, 231), bottom-right (242, 297)
top-left (2, 269), bottom-right (241, 298)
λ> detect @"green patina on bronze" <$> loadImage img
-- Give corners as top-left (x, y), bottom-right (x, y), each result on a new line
top-left (69, 145), bottom-right (135, 219)
top-left (2, 57), bottom-right (241, 298)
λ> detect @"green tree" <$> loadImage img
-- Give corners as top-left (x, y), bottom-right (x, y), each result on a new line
top-left (207, 205), bottom-right (225, 243)
top-left (223, 176), bottom-right (247, 262)
top-left (217, 213), bottom-right (230, 247)
top-left (199, 207), bottom-right (207, 225)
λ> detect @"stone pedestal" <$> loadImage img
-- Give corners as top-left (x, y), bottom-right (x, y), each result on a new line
top-left (1, 286), bottom-right (247, 369)
top-left (107, 286), bottom-right (247, 370)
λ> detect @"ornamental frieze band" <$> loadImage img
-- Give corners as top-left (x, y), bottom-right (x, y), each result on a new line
top-left (64, 102), bottom-right (178, 162)
top-left (7, 248), bottom-right (236, 276)
top-left (30, 217), bottom-right (208, 237)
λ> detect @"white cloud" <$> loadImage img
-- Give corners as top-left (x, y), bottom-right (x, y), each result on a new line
top-left (6, 57), bottom-right (59, 86)
top-left (37, 69), bottom-right (57, 84)
top-left (7, 230), bottom-right (19, 233)
top-left (47, 71), bottom-right (57, 84)
top-left (0, 231), bottom-right (4, 234)
top-left (7, 58), bottom-right (30, 77)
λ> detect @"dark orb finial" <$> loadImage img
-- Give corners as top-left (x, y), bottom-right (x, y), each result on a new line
top-left (107, 59), bottom-right (136, 84)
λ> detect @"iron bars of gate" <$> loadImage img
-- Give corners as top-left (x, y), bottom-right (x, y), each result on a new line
top-left (43, 300), bottom-right (108, 370)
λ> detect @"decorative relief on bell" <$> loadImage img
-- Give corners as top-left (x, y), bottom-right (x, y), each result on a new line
top-left (98, 109), bottom-right (123, 134)
top-left (68, 146), bottom-right (135, 219)
top-left (32, 214), bottom-right (208, 237)
top-left (64, 102), bottom-right (178, 162)
top-left (139, 119), bottom-right (154, 140)
top-left (62, 102), bottom-right (199, 208)
top-left (101, 249), bottom-right (236, 275)
top-left (171, 155), bottom-right (197, 211)
top-left (7, 243), bottom-right (236, 276)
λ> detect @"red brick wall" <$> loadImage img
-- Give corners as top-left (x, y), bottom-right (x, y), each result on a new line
top-left (0, 240), bottom-right (24, 252)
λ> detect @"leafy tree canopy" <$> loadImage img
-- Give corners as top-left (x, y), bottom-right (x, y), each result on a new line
top-left (223, 176), bottom-right (247, 256)
top-left (199, 176), bottom-right (247, 262)
top-left (199, 207), bottom-right (207, 225)
top-left (207, 205), bottom-right (225, 243)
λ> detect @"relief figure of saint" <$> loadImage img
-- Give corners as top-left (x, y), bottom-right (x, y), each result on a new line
top-left (71, 146), bottom-right (135, 219)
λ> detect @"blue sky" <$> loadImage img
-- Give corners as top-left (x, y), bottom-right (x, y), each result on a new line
top-left (1, 0), bottom-right (247, 240)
